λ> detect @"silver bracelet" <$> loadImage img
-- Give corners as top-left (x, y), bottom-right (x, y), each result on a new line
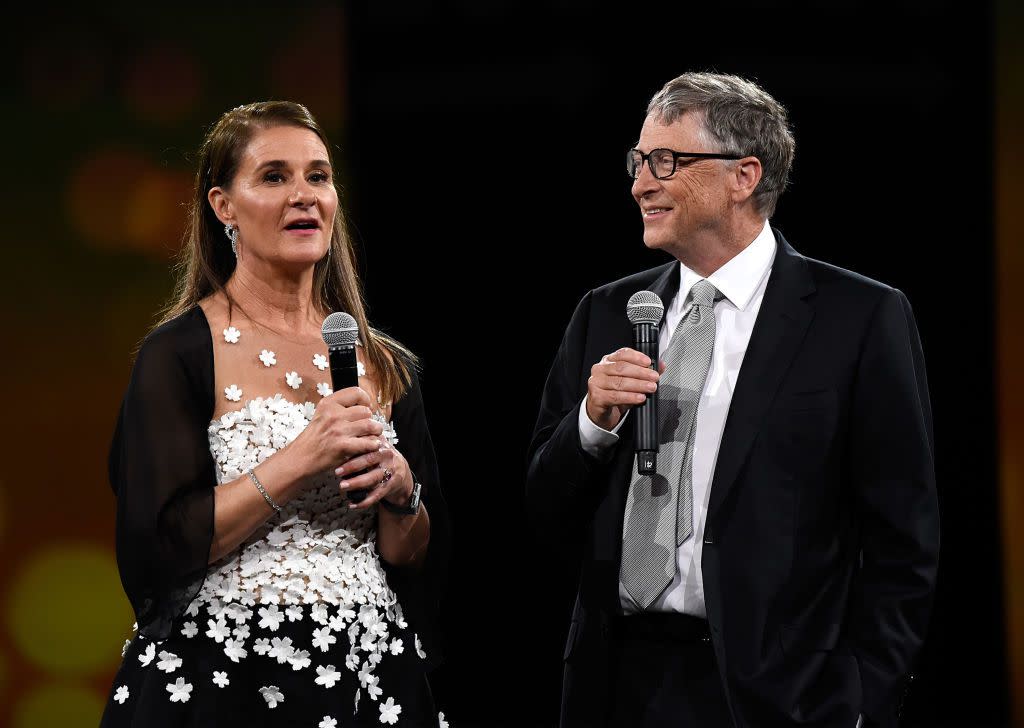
top-left (247, 468), bottom-right (282, 514)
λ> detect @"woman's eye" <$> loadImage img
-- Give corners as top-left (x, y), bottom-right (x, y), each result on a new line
top-left (264, 171), bottom-right (284, 183)
top-left (309, 172), bottom-right (330, 183)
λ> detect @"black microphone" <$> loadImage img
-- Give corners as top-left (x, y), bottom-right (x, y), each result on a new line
top-left (321, 312), bottom-right (366, 502)
top-left (627, 291), bottom-right (664, 475)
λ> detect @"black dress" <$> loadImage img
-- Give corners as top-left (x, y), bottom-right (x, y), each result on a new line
top-left (100, 307), bottom-right (449, 727)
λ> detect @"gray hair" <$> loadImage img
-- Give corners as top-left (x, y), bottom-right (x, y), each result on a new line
top-left (646, 72), bottom-right (795, 218)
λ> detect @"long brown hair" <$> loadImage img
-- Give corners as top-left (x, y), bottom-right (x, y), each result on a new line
top-left (154, 101), bottom-right (415, 404)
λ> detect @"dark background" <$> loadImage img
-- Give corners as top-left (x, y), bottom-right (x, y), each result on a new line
top-left (346, 2), bottom-right (1006, 726)
top-left (0, 2), bottom-right (1014, 726)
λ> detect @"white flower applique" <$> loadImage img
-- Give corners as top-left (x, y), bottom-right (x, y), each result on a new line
top-left (415, 634), bottom-right (427, 659)
top-left (317, 382), bottom-right (333, 397)
top-left (365, 674), bottom-right (382, 701)
top-left (139, 642), bottom-right (156, 667)
top-left (259, 605), bottom-right (285, 632)
top-left (259, 350), bottom-right (277, 367)
top-left (289, 649), bottom-right (312, 671)
top-left (285, 371), bottom-right (302, 390)
top-left (379, 697), bottom-right (402, 725)
top-left (320, 717), bottom-right (338, 728)
top-left (313, 353), bottom-right (328, 371)
top-left (181, 621), bottom-right (198, 639)
top-left (439, 712), bottom-right (449, 728)
top-left (223, 326), bottom-right (241, 344)
top-left (121, 639), bottom-right (131, 657)
top-left (224, 384), bottom-right (243, 402)
top-left (389, 638), bottom-right (404, 655)
top-left (253, 638), bottom-right (272, 656)
top-left (224, 638), bottom-right (247, 663)
top-left (113, 685), bottom-right (129, 705)
top-left (167, 677), bottom-right (193, 703)
top-left (311, 603), bottom-right (329, 625)
top-left (269, 636), bottom-right (295, 664)
top-left (207, 618), bottom-right (231, 643)
top-left (156, 650), bottom-right (183, 673)
top-left (260, 685), bottom-right (284, 709)
top-left (212, 671), bottom-right (230, 688)
top-left (312, 626), bottom-right (337, 652)
top-left (357, 360), bottom-right (366, 377)
top-left (315, 664), bottom-right (341, 688)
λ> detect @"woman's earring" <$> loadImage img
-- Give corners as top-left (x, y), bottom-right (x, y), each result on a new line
top-left (224, 224), bottom-right (239, 256)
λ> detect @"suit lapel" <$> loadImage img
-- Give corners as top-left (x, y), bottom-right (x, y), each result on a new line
top-left (706, 231), bottom-right (816, 521)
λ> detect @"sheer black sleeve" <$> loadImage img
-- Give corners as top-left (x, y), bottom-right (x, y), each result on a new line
top-left (383, 367), bottom-right (450, 671)
top-left (108, 307), bottom-right (216, 640)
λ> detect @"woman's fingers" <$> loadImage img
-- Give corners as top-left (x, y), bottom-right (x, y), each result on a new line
top-left (323, 386), bottom-right (373, 409)
top-left (335, 445), bottom-right (393, 477)
top-left (338, 449), bottom-right (405, 508)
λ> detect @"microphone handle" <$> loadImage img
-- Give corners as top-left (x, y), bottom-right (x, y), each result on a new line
top-left (633, 323), bottom-right (659, 475)
top-left (327, 343), bottom-right (367, 502)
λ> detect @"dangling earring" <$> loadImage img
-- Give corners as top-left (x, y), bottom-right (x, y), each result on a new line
top-left (224, 223), bottom-right (239, 256)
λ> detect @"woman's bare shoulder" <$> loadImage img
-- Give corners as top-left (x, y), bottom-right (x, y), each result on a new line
top-left (198, 291), bottom-right (230, 328)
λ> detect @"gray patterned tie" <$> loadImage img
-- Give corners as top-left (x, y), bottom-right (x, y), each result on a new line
top-left (620, 279), bottom-right (720, 609)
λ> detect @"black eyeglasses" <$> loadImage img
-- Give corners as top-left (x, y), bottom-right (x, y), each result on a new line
top-left (626, 147), bottom-right (746, 180)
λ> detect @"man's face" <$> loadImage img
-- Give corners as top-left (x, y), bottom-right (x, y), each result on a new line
top-left (631, 112), bottom-right (732, 253)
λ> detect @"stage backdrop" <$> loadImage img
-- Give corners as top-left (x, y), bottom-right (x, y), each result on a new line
top-left (1, 2), bottom-right (1019, 727)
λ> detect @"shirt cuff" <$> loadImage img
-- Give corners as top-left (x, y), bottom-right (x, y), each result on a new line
top-left (578, 394), bottom-right (628, 459)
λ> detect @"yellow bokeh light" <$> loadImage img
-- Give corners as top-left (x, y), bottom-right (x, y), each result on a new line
top-left (66, 148), bottom-right (191, 259)
top-left (13, 683), bottom-right (105, 728)
top-left (0, 650), bottom-right (7, 701)
top-left (6, 545), bottom-right (132, 676)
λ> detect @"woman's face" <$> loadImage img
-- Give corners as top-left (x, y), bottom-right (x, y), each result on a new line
top-left (210, 125), bottom-right (338, 270)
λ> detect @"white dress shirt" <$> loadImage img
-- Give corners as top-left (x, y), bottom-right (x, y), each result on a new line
top-left (578, 220), bottom-right (777, 616)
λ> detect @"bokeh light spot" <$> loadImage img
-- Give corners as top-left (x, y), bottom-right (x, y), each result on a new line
top-left (12, 683), bottom-right (105, 728)
top-left (268, 5), bottom-right (346, 128)
top-left (22, 27), bottom-right (105, 109)
top-left (7, 545), bottom-right (131, 676)
top-left (0, 477), bottom-right (5, 542)
top-left (67, 148), bottom-right (191, 259)
top-left (0, 650), bottom-right (7, 702)
top-left (123, 43), bottom-right (202, 124)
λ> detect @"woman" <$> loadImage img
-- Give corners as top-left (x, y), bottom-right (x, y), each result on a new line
top-left (101, 102), bottom-right (448, 727)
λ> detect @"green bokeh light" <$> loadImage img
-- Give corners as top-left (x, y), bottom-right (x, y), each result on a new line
top-left (13, 683), bottom-right (106, 728)
top-left (7, 545), bottom-right (131, 676)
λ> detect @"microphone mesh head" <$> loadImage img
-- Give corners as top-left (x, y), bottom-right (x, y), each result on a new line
top-left (321, 312), bottom-right (359, 347)
top-left (627, 290), bottom-right (665, 325)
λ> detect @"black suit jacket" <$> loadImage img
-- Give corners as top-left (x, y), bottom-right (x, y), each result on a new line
top-left (526, 231), bottom-right (939, 728)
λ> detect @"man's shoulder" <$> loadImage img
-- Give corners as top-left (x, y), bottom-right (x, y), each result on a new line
top-left (800, 254), bottom-right (902, 308)
top-left (778, 230), bottom-right (901, 305)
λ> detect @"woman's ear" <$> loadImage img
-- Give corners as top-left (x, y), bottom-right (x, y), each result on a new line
top-left (208, 186), bottom-right (233, 226)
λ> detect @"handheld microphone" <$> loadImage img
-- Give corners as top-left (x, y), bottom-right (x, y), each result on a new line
top-left (627, 291), bottom-right (664, 475)
top-left (321, 312), bottom-right (366, 502)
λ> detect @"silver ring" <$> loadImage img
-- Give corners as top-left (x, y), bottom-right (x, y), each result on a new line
top-left (380, 468), bottom-right (393, 485)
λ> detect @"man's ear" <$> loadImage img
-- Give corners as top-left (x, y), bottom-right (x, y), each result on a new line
top-left (731, 157), bottom-right (763, 205)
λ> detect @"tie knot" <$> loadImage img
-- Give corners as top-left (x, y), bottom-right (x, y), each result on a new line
top-left (688, 279), bottom-right (718, 308)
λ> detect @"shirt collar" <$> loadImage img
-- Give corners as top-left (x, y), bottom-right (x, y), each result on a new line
top-left (676, 220), bottom-right (776, 312)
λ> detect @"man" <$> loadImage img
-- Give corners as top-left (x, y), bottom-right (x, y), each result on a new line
top-left (525, 72), bottom-right (939, 728)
